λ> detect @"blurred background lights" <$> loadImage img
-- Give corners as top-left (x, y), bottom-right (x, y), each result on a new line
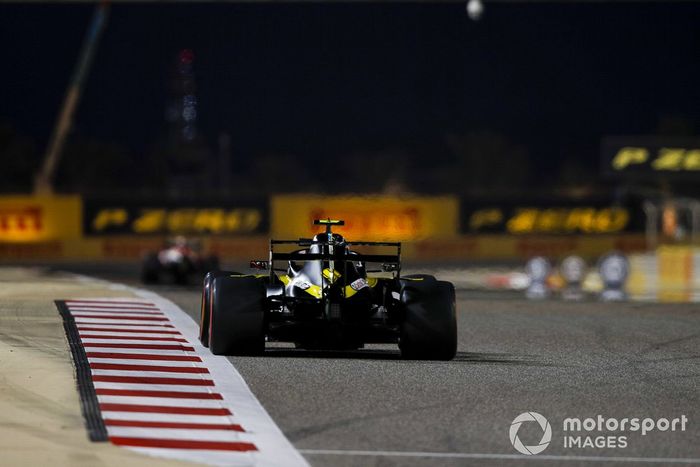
top-left (466, 0), bottom-right (484, 21)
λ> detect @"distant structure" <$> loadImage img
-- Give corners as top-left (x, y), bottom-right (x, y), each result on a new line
top-left (167, 49), bottom-right (198, 144)
top-left (164, 49), bottom-right (209, 197)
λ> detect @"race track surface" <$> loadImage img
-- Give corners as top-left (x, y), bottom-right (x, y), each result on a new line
top-left (58, 264), bottom-right (700, 466)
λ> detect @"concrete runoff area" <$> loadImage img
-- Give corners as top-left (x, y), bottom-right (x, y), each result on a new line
top-left (1, 265), bottom-right (699, 466)
top-left (0, 268), bottom-right (192, 467)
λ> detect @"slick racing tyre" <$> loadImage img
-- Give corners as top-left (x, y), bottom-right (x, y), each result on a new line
top-left (199, 271), bottom-right (235, 347)
top-left (399, 275), bottom-right (457, 360)
top-left (209, 275), bottom-right (266, 356)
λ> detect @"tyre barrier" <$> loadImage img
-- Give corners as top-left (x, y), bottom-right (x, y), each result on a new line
top-left (523, 246), bottom-right (700, 303)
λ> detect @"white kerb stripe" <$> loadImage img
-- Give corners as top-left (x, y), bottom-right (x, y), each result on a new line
top-left (93, 382), bottom-right (216, 393)
top-left (106, 427), bottom-right (252, 442)
top-left (90, 370), bottom-right (206, 380)
top-left (101, 411), bottom-right (235, 424)
top-left (97, 396), bottom-right (224, 408)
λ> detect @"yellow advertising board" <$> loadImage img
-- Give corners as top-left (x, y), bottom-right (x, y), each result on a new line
top-left (271, 194), bottom-right (459, 241)
top-left (0, 195), bottom-right (81, 243)
top-left (657, 246), bottom-right (693, 302)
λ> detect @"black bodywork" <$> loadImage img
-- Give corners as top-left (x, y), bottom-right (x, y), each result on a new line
top-left (201, 219), bottom-right (458, 359)
top-left (260, 224), bottom-right (404, 348)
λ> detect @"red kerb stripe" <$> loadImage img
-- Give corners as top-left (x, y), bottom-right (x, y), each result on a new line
top-left (104, 419), bottom-right (242, 431)
top-left (75, 324), bottom-right (175, 332)
top-left (66, 300), bottom-right (156, 306)
top-left (77, 326), bottom-right (179, 333)
top-left (92, 375), bottom-right (213, 386)
top-left (69, 305), bottom-right (159, 310)
top-left (96, 389), bottom-right (222, 399)
top-left (70, 310), bottom-right (164, 315)
top-left (83, 343), bottom-right (194, 351)
top-left (90, 363), bottom-right (208, 374)
top-left (80, 334), bottom-right (187, 342)
top-left (86, 352), bottom-right (201, 362)
top-left (109, 437), bottom-right (257, 452)
top-left (100, 403), bottom-right (230, 416)
top-left (71, 314), bottom-right (169, 321)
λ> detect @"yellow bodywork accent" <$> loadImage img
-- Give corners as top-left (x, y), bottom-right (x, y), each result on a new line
top-left (323, 268), bottom-right (341, 283)
top-left (316, 219), bottom-right (343, 224)
top-left (344, 276), bottom-right (380, 298)
top-left (280, 274), bottom-right (322, 298)
top-left (281, 273), bottom-right (379, 299)
top-left (305, 284), bottom-right (323, 299)
top-left (344, 285), bottom-right (357, 298)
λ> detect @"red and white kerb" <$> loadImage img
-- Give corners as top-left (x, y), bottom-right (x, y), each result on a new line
top-left (58, 297), bottom-right (307, 467)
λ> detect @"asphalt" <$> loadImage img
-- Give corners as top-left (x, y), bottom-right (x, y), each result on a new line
top-left (56, 263), bottom-right (700, 466)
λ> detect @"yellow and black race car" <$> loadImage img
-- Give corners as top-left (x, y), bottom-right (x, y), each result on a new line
top-left (199, 219), bottom-right (457, 360)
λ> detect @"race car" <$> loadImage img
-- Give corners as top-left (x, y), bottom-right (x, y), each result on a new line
top-left (141, 236), bottom-right (220, 285)
top-left (199, 219), bottom-right (457, 360)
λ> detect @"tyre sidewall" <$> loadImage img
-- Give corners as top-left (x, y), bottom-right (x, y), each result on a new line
top-left (209, 275), bottom-right (266, 355)
top-left (400, 277), bottom-right (457, 360)
top-left (199, 270), bottom-right (231, 346)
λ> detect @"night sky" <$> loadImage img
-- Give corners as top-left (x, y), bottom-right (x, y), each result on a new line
top-left (1, 2), bottom-right (699, 178)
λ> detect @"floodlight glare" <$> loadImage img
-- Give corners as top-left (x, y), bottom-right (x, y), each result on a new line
top-left (466, 0), bottom-right (484, 21)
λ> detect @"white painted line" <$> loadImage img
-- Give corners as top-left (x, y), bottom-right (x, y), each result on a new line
top-left (299, 449), bottom-right (700, 464)
top-left (134, 290), bottom-right (310, 467)
top-left (126, 447), bottom-right (259, 467)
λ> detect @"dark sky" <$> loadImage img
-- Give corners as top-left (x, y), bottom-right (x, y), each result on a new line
top-left (1, 2), bottom-right (699, 176)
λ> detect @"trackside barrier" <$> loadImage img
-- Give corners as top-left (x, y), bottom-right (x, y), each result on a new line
top-left (271, 194), bottom-right (460, 241)
top-left (519, 247), bottom-right (700, 303)
top-left (0, 235), bottom-right (649, 263)
top-left (628, 246), bottom-right (700, 303)
top-left (0, 194), bottom-right (648, 263)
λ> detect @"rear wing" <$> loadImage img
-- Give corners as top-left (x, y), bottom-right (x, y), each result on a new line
top-left (257, 239), bottom-right (402, 277)
top-left (270, 239), bottom-right (401, 264)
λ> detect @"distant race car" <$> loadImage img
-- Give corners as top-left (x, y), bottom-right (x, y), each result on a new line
top-left (199, 219), bottom-right (457, 360)
top-left (141, 236), bottom-right (219, 285)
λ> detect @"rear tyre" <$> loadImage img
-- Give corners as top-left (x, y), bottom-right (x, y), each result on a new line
top-left (209, 275), bottom-right (266, 356)
top-left (199, 271), bottom-right (233, 347)
top-left (399, 277), bottom-right (457, 361)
